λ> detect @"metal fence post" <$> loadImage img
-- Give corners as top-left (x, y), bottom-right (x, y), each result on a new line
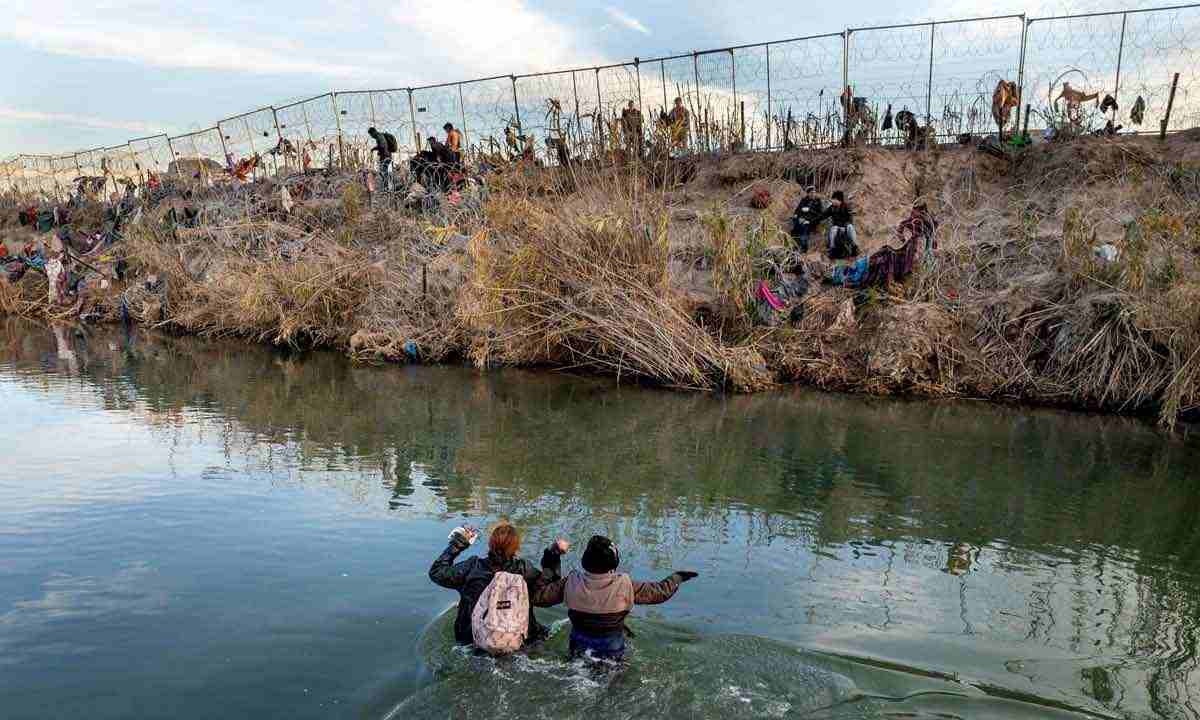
top-left (926, 22), bottom-right (936, 125)
top-left (368, 92), bottom-right (378, 127)
top-left (572, 71), bottom-right (581, 126)
top-left (218, 126), bottom-right (230, 164)
top-left (331, 93), bottom-right (344, 168)
top-left (635, 58), bottom-right (643, 118)
top-left (458, 83), bottom-right (469, 147)
top-left (692, 52), bottom-right (701, 151)
top-left (511, 75), bottom-right (523, 137)
top-left (1114, 12), bottom-right (1128, 104)
top-left (766, 43), bottom-right (772, 149)
top-left (407, 89), bottom-right (420, 152)
top-left (842, 30), bottom-right (851, 126)
top-left (1016, 17), bottom-right (1029, 136)
top-left (660, 60), bottom-right (668, 111)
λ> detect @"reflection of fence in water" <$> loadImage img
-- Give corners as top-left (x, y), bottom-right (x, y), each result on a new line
top-left (6, 3), bottom-right (1200, 198)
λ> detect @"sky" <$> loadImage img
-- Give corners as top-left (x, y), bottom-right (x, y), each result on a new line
top-left (0, 0), bottom-right (1183, 158)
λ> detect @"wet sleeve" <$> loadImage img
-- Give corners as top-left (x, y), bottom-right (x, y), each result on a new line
top-left (428, 543), bottom-right (472, 590)
top-left (530, 576), bottom-right (566, 607)
top-left (632, 574), bottom-right (682, 605)
top-left (522, 546), bottom-right (566, 607)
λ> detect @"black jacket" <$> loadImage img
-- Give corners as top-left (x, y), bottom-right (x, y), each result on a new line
top-left (821, 202), bottom-right (853, 227)
top-left (793, 196), bottom-right (824, 225)
top-left (429, 538), bottom-right (563, 645)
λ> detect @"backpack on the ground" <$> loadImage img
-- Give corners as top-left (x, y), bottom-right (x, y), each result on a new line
top-left (471, 571), bottom-right (529, 655)
top-left (383, 132), bottom-right (399, 154)
top-left (829, 227), bottom-right (859, 259)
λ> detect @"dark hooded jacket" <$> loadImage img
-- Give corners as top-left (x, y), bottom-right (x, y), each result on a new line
top-left (793, 195), bottom-right (824, 226)
top-left (821, 200), bottom-right (853, 227)
top-left (429, 537), bottom-right (564, 645)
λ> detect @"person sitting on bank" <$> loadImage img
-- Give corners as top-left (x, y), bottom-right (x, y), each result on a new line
top-left (443, 123), bottom-right (463, 164)
top-left (822, 190), bottom-right (859, 259)
top-left (790, 186), bottom-right (824, 253)
top-left (537, 535), bottom-right (698, 661)
top-left (429, 523), bottom-right (570, 647)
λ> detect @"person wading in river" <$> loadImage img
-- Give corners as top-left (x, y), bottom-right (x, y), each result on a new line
top-left (537, 535), bottom-right (698, 661)
top-left (429, 523), bottom-right (570, 647)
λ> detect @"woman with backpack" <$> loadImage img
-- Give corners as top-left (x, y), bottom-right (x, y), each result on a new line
top-left (537, 535), bottom-right (699, 661)
top-left (429, 523), bottom-right (569, 649)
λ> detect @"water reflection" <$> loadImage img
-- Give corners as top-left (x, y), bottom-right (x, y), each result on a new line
top-left (2, 318), bottom-right (1199, 719)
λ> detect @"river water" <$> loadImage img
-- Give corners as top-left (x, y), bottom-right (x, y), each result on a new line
top-left (2, 319), bottom-right (1199, 719)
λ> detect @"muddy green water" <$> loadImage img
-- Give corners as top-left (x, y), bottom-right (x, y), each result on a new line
top-left (2, 319), bottom-right (1199, 719)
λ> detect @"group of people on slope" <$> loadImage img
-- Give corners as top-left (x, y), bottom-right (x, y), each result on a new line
top-left (366, 122), bottom-right (463, 193)
top-left (429, 523), bottom-right (697, 661)
top-left (790, 186), bottom-right (859, 258)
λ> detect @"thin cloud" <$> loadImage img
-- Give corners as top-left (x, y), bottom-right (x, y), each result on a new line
top-left (0, 107), bottom-right (169, 135)
top-left (605, 6), bottom-right (651, 35)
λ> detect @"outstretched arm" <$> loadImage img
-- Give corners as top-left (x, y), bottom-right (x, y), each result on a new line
top-left (632, 571), bottom-right (698, 605)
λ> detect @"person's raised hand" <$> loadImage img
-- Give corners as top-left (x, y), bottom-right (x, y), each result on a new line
top-left (674, 571), bottom-right (699, 582)
top-left (554, 538), bottom-right (571, 554)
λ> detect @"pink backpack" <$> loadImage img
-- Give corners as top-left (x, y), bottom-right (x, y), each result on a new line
top-left (471, 571), bottom-right (529, 655)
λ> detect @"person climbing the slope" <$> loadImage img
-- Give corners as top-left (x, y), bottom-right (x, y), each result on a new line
top-left (537, 535), bottom-right (698, 661)
top-left (822, 190), bottom-right (859, 259)
top-left (367, 126), bottom-right (397, 191)
top-left (429, 523), bottom-right (570, 648)
top-left (790, 186), bottom-right (824, 252)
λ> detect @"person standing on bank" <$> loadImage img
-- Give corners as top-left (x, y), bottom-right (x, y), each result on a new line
top-left (443, 123), bottom-right (463, 165)
top-left (367, 127), bottom-right (396, 191)
top-left (429, 523), bottom-right (570, 647)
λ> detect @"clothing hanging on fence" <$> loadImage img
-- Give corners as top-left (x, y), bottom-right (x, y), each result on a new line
top-left (881, 105), bottom-right (894, 131)
top-left (1130, 96), bottom-right (1146, 125)
top-left (1100, 95), bottom-right (1118, 114)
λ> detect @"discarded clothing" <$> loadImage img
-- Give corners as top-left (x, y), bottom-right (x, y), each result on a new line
top-left (881, 104), bottom-right (894, 131)
top-left (828, 257), bottom-right (869, 287)
top-left (45, 257), bottom-right (66, 304)
top-left (1100, 94), bottom-right (1118, 113)
top-left (1131, 96), bottom-right (1146, 125)
top-left (757, 280), bottom-right (786, 311)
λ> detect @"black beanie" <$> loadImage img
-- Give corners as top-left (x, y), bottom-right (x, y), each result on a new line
top-left (581, 535), bottom-right (620, 574)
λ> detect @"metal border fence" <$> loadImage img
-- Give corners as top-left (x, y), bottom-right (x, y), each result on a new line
top-left (4, 2), bottom-right (1199, 198)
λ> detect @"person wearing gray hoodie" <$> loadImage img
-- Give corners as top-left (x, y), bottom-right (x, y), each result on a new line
top-left (538, 535), bottom-right (698, 660)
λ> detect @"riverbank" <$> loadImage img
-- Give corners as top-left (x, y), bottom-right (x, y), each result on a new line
top-left (4, 134), bottom-right (1200, 425)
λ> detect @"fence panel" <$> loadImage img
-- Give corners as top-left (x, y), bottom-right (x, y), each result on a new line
top-left (1112, 6), bottom-right (1200, 132)
top-left (516, 70), bottom-right (580, 161)
top-left (218, 107), bottom-right (279, 179)
top-left (368, 89), bottom-right (416, 157)
top-left (99, 145), bottom-right (137, 189)
top-left (929, 17), bottom-right (1025, 139)
top-left (129, 135), bottom-right (172, 179)
top-left (49, 156), bottom-right (77, 196)
top-left (459, 77), bottom-right (515, 157)
top-left (695, 51), bottom-right (737, 151)
top-left (847, 23), bottom-right (933, 145)
top-left (1023, 13), bottom-right (1124, 132)
top-left (411, 84), bottom-right (460, 155)
top-left (276, 94), bottom-right (339, 170)
top-left (767, 34), bottom-right (845, 148)
top-left (168, 128), bottom-right (225, 182)
top-left (334, 91), bottom-right (376, 169)
top-left (732, 45), bottom-right (770, 148)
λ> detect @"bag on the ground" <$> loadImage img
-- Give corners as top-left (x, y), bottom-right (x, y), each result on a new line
top-left (471, 571), bottom-right (529, 655)
top-left (383, 132), bottom-right (399, 154)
